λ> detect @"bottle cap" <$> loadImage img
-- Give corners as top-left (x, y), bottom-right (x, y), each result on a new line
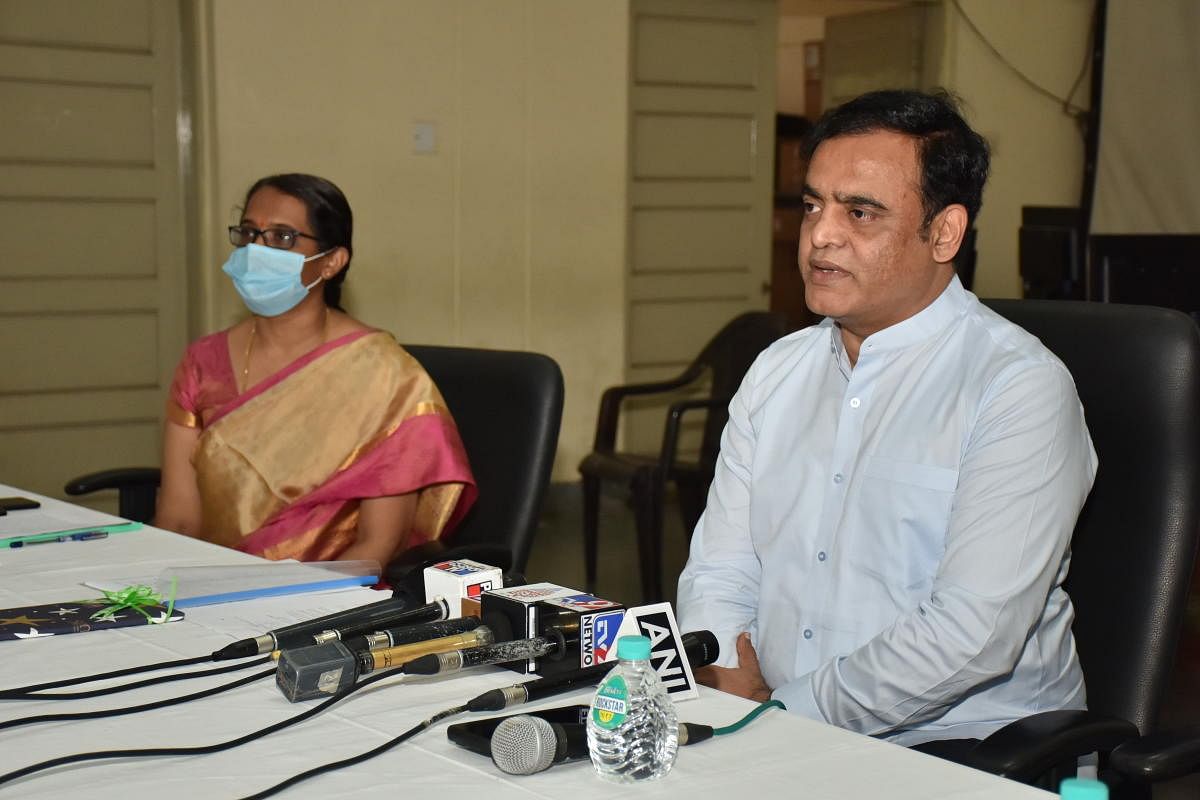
top-left (1059, 778), bottom-right (1108, 800)
top-left (616, 635), bottom-right (651, 660)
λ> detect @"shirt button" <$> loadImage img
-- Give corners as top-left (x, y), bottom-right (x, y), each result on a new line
top-left (817, 551), bottom-right (827, 562)
top-left (803, 629), bottom-right (813, 640)
top-left (849, 397), bottom-right (861, 409)
top-left (833, 473), bottom-right (843, 484)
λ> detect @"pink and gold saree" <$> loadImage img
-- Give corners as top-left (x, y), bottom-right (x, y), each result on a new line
top-left (166, 329), bottom-right (475, 561)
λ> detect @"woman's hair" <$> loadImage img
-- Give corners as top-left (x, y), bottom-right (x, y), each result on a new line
top-left (243, 173), bottom-right (354, 310)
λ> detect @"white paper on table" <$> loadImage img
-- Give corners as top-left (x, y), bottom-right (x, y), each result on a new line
top-left (0, 506), bottom-right (107, 537)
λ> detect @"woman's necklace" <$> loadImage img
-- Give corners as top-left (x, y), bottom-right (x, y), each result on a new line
top-left (241, 308), bottom-right (329, 392)
top-left (242, 321), bottom-right (256, 390)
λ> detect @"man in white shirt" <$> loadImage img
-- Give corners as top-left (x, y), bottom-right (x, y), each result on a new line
top-left (676, 89), bottom-right (1097, 751)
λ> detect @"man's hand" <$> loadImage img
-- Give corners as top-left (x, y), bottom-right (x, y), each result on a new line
top-left (694, 632), bottom-right (772, 703)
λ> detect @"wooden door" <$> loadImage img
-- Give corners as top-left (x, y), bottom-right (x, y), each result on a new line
top-left (0, 0), bottom-right (188, 510)
top-left (624, 0), bottom-right (778, 454)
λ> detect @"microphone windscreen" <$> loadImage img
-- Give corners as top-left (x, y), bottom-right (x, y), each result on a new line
top-left (491, 715), bottom-right (559, 775)
top-left (682, 630), bottom-right (719, 668)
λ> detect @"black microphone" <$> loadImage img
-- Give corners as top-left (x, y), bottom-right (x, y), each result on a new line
top-left (212, 597), bottom-right (448, 660)
top-left (462, 629), bottom-right (718, 713)
top-left (489, 716), bottom-right (714, 775)
top-left (682, 630), bottom-right (719, 669)
top-left (465, 665), bottom-right (611, 712)
top-left (309, 598), bottom-right (450, 645)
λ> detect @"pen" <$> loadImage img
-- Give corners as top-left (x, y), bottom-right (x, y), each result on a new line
top-left (8, 531), bottom-right (109, 548)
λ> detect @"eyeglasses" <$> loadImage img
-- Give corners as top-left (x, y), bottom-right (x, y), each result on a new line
top-left (227, 225), bottom-right (319, 250)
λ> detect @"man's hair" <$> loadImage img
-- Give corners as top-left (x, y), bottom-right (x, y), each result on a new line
top-left (804, 89), bottom-right (991, 230)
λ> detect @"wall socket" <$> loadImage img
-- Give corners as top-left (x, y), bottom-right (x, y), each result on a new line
top-left (412, 121), bottom-right (437, 154)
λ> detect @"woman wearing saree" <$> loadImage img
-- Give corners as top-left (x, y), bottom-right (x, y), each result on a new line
top-left (154, 174), bottom-right (475, 565)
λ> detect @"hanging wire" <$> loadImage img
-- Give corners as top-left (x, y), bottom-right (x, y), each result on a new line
top-left (949, 0), bottom-right (1094, 121)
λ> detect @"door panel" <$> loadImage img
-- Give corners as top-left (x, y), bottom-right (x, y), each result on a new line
top-left (625, 0), bottom-right (777, 455)
top-left (0, 1), bottom-right (187, 512)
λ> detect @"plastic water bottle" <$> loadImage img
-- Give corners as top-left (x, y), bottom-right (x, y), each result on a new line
top-left (1060, 778), bottom-right (1108, 800)
top-left (586, 634), bottom-right (679, 783)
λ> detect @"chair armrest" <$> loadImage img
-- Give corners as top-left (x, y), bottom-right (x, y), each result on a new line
top-left (592, 370), bottom-right (701, 450)
top-left (1110, 725), bottom-right (1200, 783)
top-left (64, 467), bottom-right (162, 496)
top-left (660, 397), bottom-right (730, 471)
top-left (964, 710), bottom-right (1138, 784)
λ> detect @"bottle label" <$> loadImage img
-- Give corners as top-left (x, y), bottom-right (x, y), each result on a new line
top-left (591, 673), bottom-right (629, 730)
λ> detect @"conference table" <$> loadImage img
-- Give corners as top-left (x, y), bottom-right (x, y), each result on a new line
top-left (0, 485), bottom-right (1053, 799)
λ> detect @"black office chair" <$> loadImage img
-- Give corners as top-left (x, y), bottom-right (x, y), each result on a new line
top-left (578, 311), bottom-right (791, 603)
top-left (956, 300), bottom-right (1200, 797)
top-left (64, 467), bottom-right (160, 523)
top-left (65, 345), bottom-right (564, 578)
top-left (389, 344), bottom-right (563, 576)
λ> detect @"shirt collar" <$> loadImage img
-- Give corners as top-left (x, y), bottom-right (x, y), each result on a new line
top-left (824, 275), bottom-right (972, 368)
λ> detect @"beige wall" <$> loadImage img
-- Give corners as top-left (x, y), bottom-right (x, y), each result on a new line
top-left (938, 0), bottom-right (1093, 297)
top-left (777, 0), bottom-right (1092, 299)
top-left (777, 15), bottom-right (823, 116)
top-left (189, 0), bottom-right (629, 480)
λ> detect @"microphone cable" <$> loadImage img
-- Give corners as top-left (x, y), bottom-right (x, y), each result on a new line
top-left (237, 669), bottom-right (611, 797)
top-left (0, 662), bottom-right (275, 732)
top-left (712, 699), bottom-right (786, 735)
top-left (0, 654), bottom-right (214, 698)
top-left (2, 664), bottom-right (612, 789)
top-left (0, 666), bottom-right (404, 789)
top-left (0, 656), bottom-right (271, 702)
top-left (239, 704), bottom-right (467, 800)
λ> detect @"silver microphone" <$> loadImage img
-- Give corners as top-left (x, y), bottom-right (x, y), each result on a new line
top-left (489, 715), bottom-right (714, 775)
top-left (490, 715), bottom-right (582, 775)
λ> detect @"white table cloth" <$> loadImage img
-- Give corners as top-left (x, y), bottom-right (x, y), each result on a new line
top-left (0, 486), bottom-right (1051, 799)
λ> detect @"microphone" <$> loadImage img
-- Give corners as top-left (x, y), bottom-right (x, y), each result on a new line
top-left (311, 598), bottom-right (450, 644)
top-left (213, 597), bottom-right (448, 660)
top-left (490, 716), bottom-right (714, 775)
top-left (682, 630), bottom-right (719, 669)
top-left (340, 616), bottom-right (481, 654)
top-left (358, 626), bottom-right (494, 672)
top-left (461, 630), bottom-right (717, 713)
top-left (402, 633), bottom-right (564, 676)
top-left (276, 626), bottom-right (495, 702)
top-left (465, 665), bottom-right (610, 712)
top-left (490, 715), bottom-right (588, 775)
top-left (481, 585), bottom-right (626, 677)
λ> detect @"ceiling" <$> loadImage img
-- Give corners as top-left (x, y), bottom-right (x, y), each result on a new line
top-left (778, 0), bottom-right (907, 18)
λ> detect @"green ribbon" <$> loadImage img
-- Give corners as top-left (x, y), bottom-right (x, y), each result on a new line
top-left (90, 576), bottom-right (178, 624)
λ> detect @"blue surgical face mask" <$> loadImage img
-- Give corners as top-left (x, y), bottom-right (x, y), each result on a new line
top-left (221, 243), bottom-right (331, 317)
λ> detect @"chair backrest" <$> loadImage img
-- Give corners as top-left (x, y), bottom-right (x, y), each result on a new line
top-left (984, 299), bottom-right (1200, 734)
top-left (402, 344), bottom-right (564, 573)
top-left (691, 311), bottom-right (793, 473)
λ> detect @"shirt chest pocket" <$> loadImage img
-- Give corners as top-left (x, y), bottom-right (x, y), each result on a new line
top-left (848, 456), bottom-right (959, 591)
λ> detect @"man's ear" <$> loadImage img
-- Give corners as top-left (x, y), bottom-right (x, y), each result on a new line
top-left (930, 204), bottom-right (969, 265)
